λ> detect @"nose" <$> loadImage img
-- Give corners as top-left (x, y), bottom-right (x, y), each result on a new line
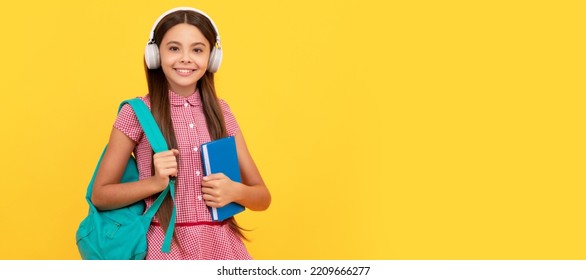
top-left (180, 52), bottom-right (192, 64)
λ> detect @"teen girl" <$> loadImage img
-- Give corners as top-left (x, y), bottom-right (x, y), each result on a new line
top-left (90, 7), bottom-right (271, 260)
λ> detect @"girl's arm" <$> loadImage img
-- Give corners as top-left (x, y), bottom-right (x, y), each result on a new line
top-left (201, 131), bottom-right (271, 211)
top-left (91, 127), bottom-right (178, 210)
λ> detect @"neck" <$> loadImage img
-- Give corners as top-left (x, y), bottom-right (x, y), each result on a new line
top-left (169, 85), bottom-right (196, 97)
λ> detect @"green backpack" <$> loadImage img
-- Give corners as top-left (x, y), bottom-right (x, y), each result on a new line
top-left (75, 98), bottom-right (176, 259)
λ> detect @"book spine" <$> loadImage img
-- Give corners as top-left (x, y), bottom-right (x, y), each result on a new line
top-left (202, 145), bottom-right (211, 176)
top-left (201, 144), bottom-right (219, 221)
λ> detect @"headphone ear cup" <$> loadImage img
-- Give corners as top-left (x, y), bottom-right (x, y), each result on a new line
top-left (207, 47), bottom-right (223, 73)
top-left (145, 43), bottom-right (161, 69)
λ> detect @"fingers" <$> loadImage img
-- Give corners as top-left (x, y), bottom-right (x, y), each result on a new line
top-left (201, 184), bottom-right (217, 195)
top-left (201, 182), bottom-right (223, 199)
top-left (201, 176), bottom-right (237, 208)
top-left (201, 193), bottom-right (215, 202)
top-left (153, 149), bottom-right (179, 159)
top-left (153, 149), bottom-right (179, 178)
top-left (201, 175), bottom-right (229, 189)
top-left (205, 200), bottom-right (226, 208)
top-left (201, 188), bottom-right (221, 207)
top-left (202, 173), bottom-right (226, 181)
top-left (202, 193), bottom-right (228, 208)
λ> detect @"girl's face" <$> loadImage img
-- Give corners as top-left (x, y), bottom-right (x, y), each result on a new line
top-left (159, 23), bottom-right (211, 96)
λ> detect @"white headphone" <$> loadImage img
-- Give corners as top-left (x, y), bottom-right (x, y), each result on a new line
top-left (144, 7), bottom-right (223, 73)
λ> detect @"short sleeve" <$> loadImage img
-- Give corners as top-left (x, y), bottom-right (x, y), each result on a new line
top-left (114, 103), bottom-right (144, 143)
top-left (219, 99), bottom-right (240, 137)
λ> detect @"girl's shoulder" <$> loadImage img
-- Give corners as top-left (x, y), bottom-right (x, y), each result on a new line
top-left (119, 94), bottom-right (151, 112)
top-left (116, 94), bottom-right (151, 123)
top-left (114, 94), bottom-right (150, 143)
top-left (216, 98), bottom-right (240, 135)
top-left (217, 98), bottom-right (232, 111)
top-left (138, 94), bottom-right (151, 109)
top-left (217, 98), bottom-right (238, 119)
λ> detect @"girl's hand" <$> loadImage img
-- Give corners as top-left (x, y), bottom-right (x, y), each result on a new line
top-left (152, 149), bottom-right (179, 190)
top-left (201, 173), bottom-right (243, 208)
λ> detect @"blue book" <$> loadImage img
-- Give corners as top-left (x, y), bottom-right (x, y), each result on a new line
top-left (201, 136), bottom-right (245, 221)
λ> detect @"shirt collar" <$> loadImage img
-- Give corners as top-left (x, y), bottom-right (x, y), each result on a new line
top-left (168, 89), bottom-right (202, 107)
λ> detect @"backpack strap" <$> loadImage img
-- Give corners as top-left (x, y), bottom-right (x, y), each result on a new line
top-left (119, 98), bottom-right (176, 253)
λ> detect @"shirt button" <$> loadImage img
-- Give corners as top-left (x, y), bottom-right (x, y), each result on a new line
top-left (193, 147), bottom-right (198, 152)
top-left (184, 102), bottom-right (189, 107)
top-left (196, 170), bottom-right (201, 176)
top-left (189, 123), bottom-right (194, 129)
top-left (197, 195), bottom-right (202, 201)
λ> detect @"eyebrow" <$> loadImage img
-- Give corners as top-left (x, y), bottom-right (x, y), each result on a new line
top-left (165, 41), bottom-right (207, 47)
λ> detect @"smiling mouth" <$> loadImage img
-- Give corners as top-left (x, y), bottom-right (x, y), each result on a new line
top-left (175, 68), bottom-right (195, 76)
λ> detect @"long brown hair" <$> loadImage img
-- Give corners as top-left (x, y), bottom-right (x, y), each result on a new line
top-left (144, 10), bottom-right (247, 244)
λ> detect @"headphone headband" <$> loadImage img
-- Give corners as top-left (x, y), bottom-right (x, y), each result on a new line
top-left (147, 7), bottom-right (221, 46)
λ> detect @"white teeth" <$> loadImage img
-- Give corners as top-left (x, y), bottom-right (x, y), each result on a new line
top-left (177, 69), bottom-right (193, 73)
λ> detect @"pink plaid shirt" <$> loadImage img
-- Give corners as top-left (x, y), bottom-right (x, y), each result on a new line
top-left (114, 90), bottom-right (251, 260)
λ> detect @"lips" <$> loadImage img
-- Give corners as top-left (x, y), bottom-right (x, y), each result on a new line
top-left (175, 68), bottom-right (195, 76)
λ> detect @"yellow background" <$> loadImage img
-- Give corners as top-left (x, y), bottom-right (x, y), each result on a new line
top-left (0, 0), bottom-right (584, 259)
